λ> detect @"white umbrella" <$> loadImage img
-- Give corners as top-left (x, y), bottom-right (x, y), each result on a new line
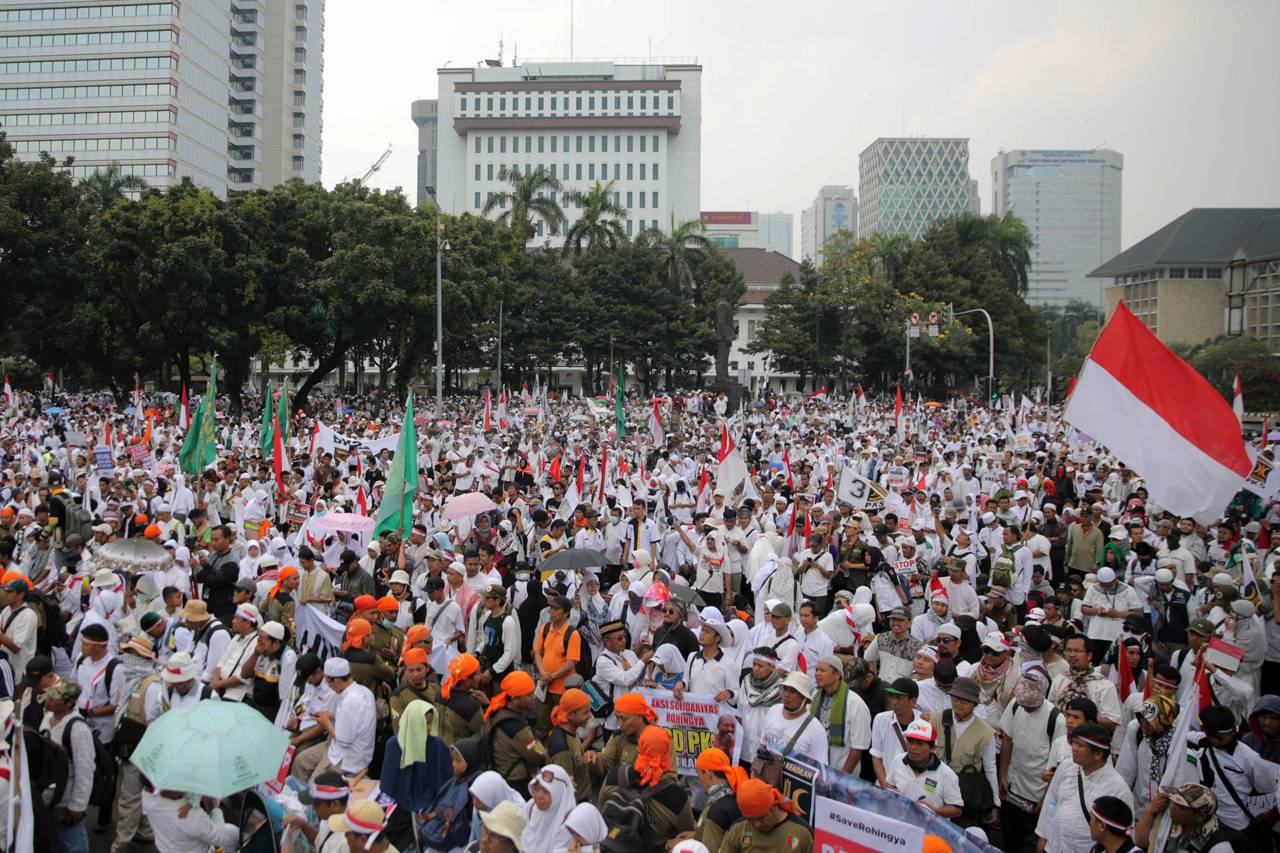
top-left (308, 512), bottom-right (376, 534)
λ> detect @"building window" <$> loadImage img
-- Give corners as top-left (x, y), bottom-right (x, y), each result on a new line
top-left (667, 95), bottom-right (673, 110)
top-left (615, 96), bottom-right (621, 110)
top-left (499, 96), bottom-right (506, 111)
top-left (640, 135), bottom-right (646, 153)
top-left (475, 191), bottom-right (481, 208)
top-left (293, 68), bottom-right (306, 84)
top-left (614, 134), bottom-right (621, 151)
top-left (627, 95), bottom-right (633, 110)
top-left (294, 26), bottom-right (306, 40)
top-left (295, 4), bottom-right (307, 20)
top-left (588, 96), bottom-right (595, 110)
top-left (550, 136), bottom-right (556, 153)
top-left (639, 192), bottom-right (646, 209)
top-left (537, 96), bottom-right (544, 111)
top-left (575, 135), bottom-right (582, 153)
top-left (474, 163), bottom-right (481, 180)
top-left (292, 134), bottom-right (304, 149)
top-left (588, 164), bottom-right (595, 180)
top-left (487, 164), bottom-right (493, 180)
top-left (575, 96), bottom-right (582, 110)
top-left (626, 191), bottom-right (633, 207)
top-left (292, 112), bottom-right (304, 128)
top-left (627, 135), bottom-right (634, 152)
top-left (575, 164), bottom-right (582, 180)
top-left (294, 47), bottom-right (305, 62)
top-left (292, 155), bottom-right (304, 170)
top-left (653, 163), bottom-right (659, 180)
top-left (639, 164), bottom-right (646, 180)
top-left (500, 136), bottom-right (506, 153)
top-left (653, 134), bottom-right (659, 152)
top-left (486, 96), bottom-right (493, 111)
top-left (627, 163), bottom-right (633, 180)
top-left (475, 136), bottom-right (481, 153)
top-left (640, 96), bottom-right (646, 109)
top-left (293, 90), bottom-right (305, 106)
top-left (524, 96), bottom-right (531, 111)
top-left (627, 219), bottom-right (633, 236)
top-left (653, 191), bottom-right (659, 207)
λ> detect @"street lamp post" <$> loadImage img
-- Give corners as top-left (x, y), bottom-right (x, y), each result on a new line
top-left (953, 307), bottom-right (995, 401)
top-left (434, 210), bottom-right (449, 417)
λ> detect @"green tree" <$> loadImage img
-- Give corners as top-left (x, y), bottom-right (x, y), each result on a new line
top-left (1185, 336), bottom-right (1280, 411)
top-left (638, 213), bottom-right (712, 293)
top-left (481, 166), bottom-right (565, 241)
top-left (77, 162), bottom-right (148, 218)
top-left (562, 180), bottom-right (626, 257)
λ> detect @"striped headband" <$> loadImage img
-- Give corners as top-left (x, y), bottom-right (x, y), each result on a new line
top-left (308, 781), bottom-right (349, 802)
top-left (342, 806), bottom-right (384, 835)
top-left (1071, 732), bottom-right (1110, 751)
top-left (1089, 801), bottom-right (1130, 832)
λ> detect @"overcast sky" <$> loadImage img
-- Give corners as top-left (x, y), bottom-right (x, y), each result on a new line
top-left (321, 0), bottom-right (1280, 253)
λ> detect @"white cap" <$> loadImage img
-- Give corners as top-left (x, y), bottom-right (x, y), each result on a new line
top-left (235, 604), bottom-right (261, 624)
top-left (323, 657), bottom-right (351, 678)
top-left (937, 623), bottom-right (962, 639)
top-left (160, 652), bottom-right (198, 684)
top-left (781, 670), bottom-right (816, 699)
top-left (1097, 567), bottom-right (1117, 583)
top-left (260, 621), bottom-right (286, 640)
top-left (981, 511), bottom-right (996, 524)
top-left (389, 570), bottom-right (411, 586)
top-left (1155, 568), bottom-right (1175, 583)
top-left (1212, 572), bottom-right (1235, 588)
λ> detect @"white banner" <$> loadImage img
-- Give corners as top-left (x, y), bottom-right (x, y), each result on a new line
top-left (313, 421), bottom-right (401, 461)
top-left (294, 602), bottom-right (345, 657)
top-left (812, 795), bottom-right (924, 853)
top-left (638, 688), bottom-right (742, 775)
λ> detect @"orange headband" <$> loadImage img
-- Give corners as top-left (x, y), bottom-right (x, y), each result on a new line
top-left (694, 747), bottom-right (748, 791)
top-left (614, 692), bottom-right (657, 722)
top-left (343, 618), bottom-right (372, 650)
top-left (441, 653), bottom-right (480, 700)
top-left (736, 778), bottom-right (801, 819)
top-left (634, 725), bottom-right (673, 787)
top-left (376, 595), bottom-right (399, 613)
top-left (484, 671), bottom-right (536, 720)
top-left (401, 647), bottom-right (429, 667)
top-left (269, 566), bottom-right (298, 601)
top-left (352, 594), bottom-right (377, 612)
top-left (550, 688), bottom-right (591, 727)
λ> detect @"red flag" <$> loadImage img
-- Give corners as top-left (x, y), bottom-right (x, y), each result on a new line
top-left (178, 383), bottom-right (189, 430)
top-left (273, 415), bottom-right (286, 495)
top-left (717, 423), bottom-right (735, 463)
top-left (356, 485), bottom-right (369, 517)
top-left (598, 446), bottom-right (608, 505)
top-left (802, 510), bottom-right (812, 545)
top-left (483, 388), bottom-right (492, 431)
top-left (783, 447), bottom-right (794, 490)
top-left (1115, 639), bottom-right (1136, 702)
top-left (618, 454), bottom-right (628, 477)
top-left (549, 456), bottom-right (563, 483)
top-left (1195, 657), bottom-right (1213, 715)
top-left (894, 384), bottom-right (904, 445)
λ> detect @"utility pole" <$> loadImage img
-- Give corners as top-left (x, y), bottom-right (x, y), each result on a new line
top-left (496, 299), bottom-right (503, 392)
top-left (951, 306), bottom-right (995, 401)
top-left (434, 208), bottom-right (446, 416)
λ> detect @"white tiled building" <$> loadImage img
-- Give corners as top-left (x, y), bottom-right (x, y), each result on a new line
top-left (433, 59), bottom-right (701, 243)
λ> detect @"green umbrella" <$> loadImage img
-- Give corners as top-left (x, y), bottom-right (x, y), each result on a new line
top-left (130, 699), bottom-right (290, 798)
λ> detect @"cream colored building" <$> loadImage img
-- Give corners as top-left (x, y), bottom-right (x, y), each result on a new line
top-left (1093, 208), bottom-right (1280, 348)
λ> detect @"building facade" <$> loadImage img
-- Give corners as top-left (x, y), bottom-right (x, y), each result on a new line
top-left (800, 185), bottom-right (854, 266)
top-left (758, 212), bottom-right (792, 258)
top-left (991, 148), bottom-right (1122, 307)
top-left (701, 210), bottom-right (757, 248)
top-left (0, 0), bottom-right (323, 195)
top-left (719, 247), bottom-right (802, 391)
top-left (411, 97), bottom-right (437, 206)
top-left (1093, 208), bottom-right (1280, 348)
top-left (857, 137), bottom-right (978, 239)
top-left (433, 59), bottom-right (701, 244)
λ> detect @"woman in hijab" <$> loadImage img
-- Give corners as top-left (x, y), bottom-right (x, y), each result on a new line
top-left (467, 771), bottom-right (526, 843)
top-left (646, 644), bottom-right (685, 691)
top-left (563, 803), bottom-right (608, 853)
top-left (953, 614), bottom-right (984, 665)
top-left (520, 764), bottom-right (576, 853)
top-left (419, 738), bottom-right (484, 853)
top-left (577, 574), bottom-right (609, 656)
top-left (517, 576), bottom-right (547, 663)
top-left (238, 539), bottom-right (263, 583)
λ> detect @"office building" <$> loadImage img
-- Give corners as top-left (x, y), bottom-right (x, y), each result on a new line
top-left (0, 0), bottom-right (324, 195)
top-left (411, 98), bottom-right (438, 206)
top-left (1092, 208), bottom-right (1280, 347)
top-left (801, 185), bottom-right (855, 266)
top-left (701, 211), bottom-right (758, 248)
top-left (857, 137), bottom-right (979, 239)
top-left (720, 247), bottom-right (802, 391)
top-left (758, 212), bottom-right (793, 258)
top-left (992, 148), bottom-right (1122, 307)
top-left (433, 59), bottom-right (701, 244)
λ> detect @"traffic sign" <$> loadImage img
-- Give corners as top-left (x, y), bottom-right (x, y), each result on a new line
top-left (909, 312), bottom-right (921, 326)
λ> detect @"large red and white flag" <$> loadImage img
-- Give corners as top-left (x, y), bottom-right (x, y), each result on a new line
top-left (1232, 374), bottom-right (1244, 424)
top-left (717, 423), bottom-right (736, 463)
top-left (497, 387), bottom-right (509, 430)
top-left (483, 388), bottom-right (492, 431)
top-left (648, 399), bottom-right (665, 447)
top-left (178, 383), bottom-right (189, 430)
top-left (3, 374), bottom-right (12, 410)
top-left (894, 385), bottom-right (905, 447)
top-left (1063, 302), bottom-right (1250, 521)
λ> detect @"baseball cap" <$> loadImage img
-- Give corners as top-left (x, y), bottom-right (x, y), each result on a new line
top-left (903, 719), bottom-right (936, 742)
top-left (884, 677), bottom-right (919, 699)
top-left (1187, 618), bottom-right (1216, 637)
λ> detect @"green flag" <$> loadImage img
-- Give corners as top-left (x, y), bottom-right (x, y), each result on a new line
top-left (373, 393), bottom-right (419, 538)
top-left (179, 358), bottom-right (218, 476)
top-left (614, 366), bottom-right (626, 440)
top-left (276, 382), bottom-right (289, 448)
top-left (258, 381), bottom-right (273, 457)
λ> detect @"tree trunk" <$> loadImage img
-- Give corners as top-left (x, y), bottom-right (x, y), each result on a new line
top-left (293, 344), bottom-right (348, 412)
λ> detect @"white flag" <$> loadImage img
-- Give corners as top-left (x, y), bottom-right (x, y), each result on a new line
top-left (836, 465), bottom-right (873, 510)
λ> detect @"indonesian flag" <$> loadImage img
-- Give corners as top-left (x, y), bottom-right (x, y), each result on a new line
top-left (178, 383), bottom-right (189, 430)
top-left (273, 412), bottom-right (287, 495)
top-left (894, 385), bottom-right (905, 446)
top-left (857, 385), bottom-right (868, 408)
top-left (521, 383), bottom-right (531, 403)
top-left (497, 387), bottom-right (509, 430)
top-left (782, 447), bottom-right (794, 490)
top-left (558, 458), bottom-right (584, 520)
top-left (132, 374), bottom-right (143, 424)
top-left (548, 455), bottom-right (563, 484)
top-left (1233, 374), bottom-right (1244, 424)
top-left (356, 484), bottom-right (369, 517)
top-left (3, 373), bottom-right (11, 409)
top-left (695, 465), bottom-right (711, 513)
top-left (483, 388), bottom-right (492, 431)
top-left (717, 423), bottom-right (736, 463)
top-left (649, 399), bottom-right (665, 447)
top-left (1063, 302), bottom-right (1250, 521)
top-left (806, 388), bottom-right (828, 404)
top-left (597, 446), bottom-right (608, 505)
top-left (1112, 638), bottom-right (1137, 702)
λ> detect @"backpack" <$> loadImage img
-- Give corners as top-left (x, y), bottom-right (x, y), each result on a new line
top-left (113, 674), bottom-right (162, 760)
top-left (539, 621), bottom-right (593, 681)
top-left (62, 716), bottom-right (117, 808)
top-left (26, 591), bottom-right (68, 656)
top-left (1014, 703), bottom-right (1061, 740)
top-left (23, 724), bottom-right (69, 808)
top-left (990, 546), bottom-right (1018, 589)
top-left (53, 492), bottom-right (94, 544)
top-left (600, 769), bottom-right (674, 853)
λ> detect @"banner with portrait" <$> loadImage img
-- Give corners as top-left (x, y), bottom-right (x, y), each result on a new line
top-left (638, 689), bottom-right (741, 775)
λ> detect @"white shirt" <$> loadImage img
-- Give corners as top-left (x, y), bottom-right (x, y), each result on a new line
top-left (142, 790), bottom-right (240, 853)
top-left (594, 648), bottom-right (645, 730)
top-left (213, 630), bottom-right (258, 702)
top-left (797, 548), bottom-right (834, 597)
top-left (915, 678), bottom-right (949, 714)
top-left (997, 701), bottom-right (1065, 804)
top-left (73, 653), bottom-right (123, 743)
top-left (1035, 761), bottom-right (1133, 853)
top-left (0, 603), bottom-right (38, 676)
top-left (887, 754), bottom-right (963, 810)
top-left (326, 681), bottom-right (377, 774)
top-left (759, 704), bottom-right (829, 764)
top-left (939, 577), bottom-right (980, 619)
top-left (423, 597), bottom-right (465, 647)
top-left (870, 708), bottom-right (923, 773)
top-left (798, 628), bottom-right (835, 673)
top-left (1082, 582), bottom-right (1142, 641)
top-left (682, 650), bottom-right (736, 702)
top-left (813, 685), bottom-right (872, 770)
top-left (1177, 734), bottom-right (1275, 831)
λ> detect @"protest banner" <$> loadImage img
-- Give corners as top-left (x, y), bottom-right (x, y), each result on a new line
top-left (639, 688), bottom-right (741, 775)
top-left (128, 442), bottom-right (153, 468)
top-left (313, 421), bottom-right (401, 461)
top-left (94, 444), bottom-right (114, 475)
top-left (813, 795), bottom-right (924, 853)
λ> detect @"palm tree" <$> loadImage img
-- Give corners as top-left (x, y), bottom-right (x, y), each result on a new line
top-left (952, 211), bottom-right (1033, 296)
top-left (78, 163), bottom-right (148, 217)
top-left (638, 213), bottom-right (712, 293)
top-left (481, 166), bottom-right (565, 241)
top-left (562, 180), bottom-right (627, 257)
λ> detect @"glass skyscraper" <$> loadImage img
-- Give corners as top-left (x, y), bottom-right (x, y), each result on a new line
top-left (857, 137), bottom-right (979, 239)
top-left (992, 149), bottom-right (1123, 307)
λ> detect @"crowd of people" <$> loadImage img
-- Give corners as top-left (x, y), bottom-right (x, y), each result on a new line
top-left (0, 384), bottom-right (1276, 853)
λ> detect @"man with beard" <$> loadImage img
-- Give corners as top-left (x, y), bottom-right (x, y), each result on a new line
top-left (737, 647), bottom-right (783, 762)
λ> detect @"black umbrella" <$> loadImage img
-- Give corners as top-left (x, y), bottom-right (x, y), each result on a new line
top-left (541, 548), bottom-right (609, 572)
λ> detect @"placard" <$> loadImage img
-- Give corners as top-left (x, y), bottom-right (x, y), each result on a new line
top-left (886, 466), bottom-right (909, 490)
top-left (94, 444), bottom-right (114, 475)
top-left (813, 795), bottom-right (925, 853)
top-left (639, 688), bottom-right (742, 775)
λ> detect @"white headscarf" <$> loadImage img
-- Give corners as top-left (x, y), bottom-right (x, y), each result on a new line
top-left (521, 765), bottom-right (575, 853)
top-left (564, 803), bottom-right (608, 852)
top-left (469, 770), bottom-right (524, 810)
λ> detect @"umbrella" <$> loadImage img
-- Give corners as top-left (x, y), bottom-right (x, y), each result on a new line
top-left (521, 406), bottom-right (540, 416)
top-left (441, 491), bottom-right (497, 520)
top-left (308, 511), bottom-right (376, 534)
top-left (42, 407), bottom-right (63, 415)
top-left (130, 699), bottom-right (290, 798)
top-left (541, 548), bottom-right (608, 572)
top-left (89, 538), bottom-right (172, 573)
